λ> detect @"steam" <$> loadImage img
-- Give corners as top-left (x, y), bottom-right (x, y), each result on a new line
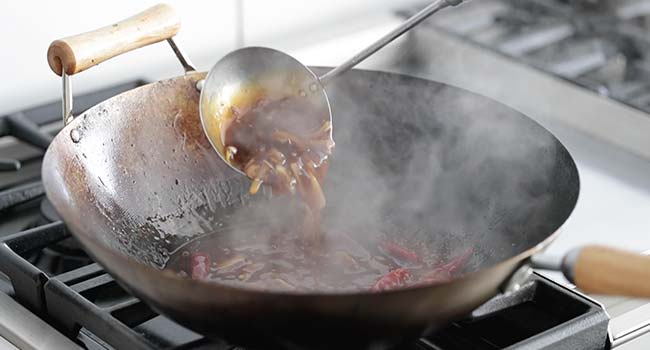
top-left (206, 67), bottom-right (565, 274)
top-left (94, 66), bottom-right (573, 287)
top-left (319, 68), bottom-right (562, 266)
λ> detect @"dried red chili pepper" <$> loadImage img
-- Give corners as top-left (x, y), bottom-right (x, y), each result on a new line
top-left (419, 247), bottom-right (474, 285)
top-left (372, 268), bottom-right (412, 292)
top-left (419, 267), bottom-right (452, 284)
top-left (379, 240), bottom-right (420, 263)
top-left (191, 252), bottom-right (211, 280)
top-left (441, 247), bottom-right (474, 274)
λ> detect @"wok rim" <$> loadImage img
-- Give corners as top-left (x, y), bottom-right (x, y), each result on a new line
top-left (42, 68), bottom-right (581, 299)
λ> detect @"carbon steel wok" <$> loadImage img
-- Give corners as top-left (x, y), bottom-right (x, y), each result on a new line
top-left (43, 4), bottom-right (650, 350)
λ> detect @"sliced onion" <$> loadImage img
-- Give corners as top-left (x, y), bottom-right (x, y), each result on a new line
top-left (216, 254), bottom-right (246, 271)
top-left (225, 146), bottom-right (238, 163)
top-left (308, 121), bottom-right (332, 139)
top-left (272, 277), bottom-right (296, 290)
top-left (273, 130), bottom-right (308, 151)
top-left (304, 168), bottom-right (326, 210)
top-left (249, 178), bottom-right (264, 194)
top-left (244, 162), bottom-right (261, 179)
top-left (267, 148), bottom-right (286, 165)
top-left (275, 164), bottom-right (296, 193)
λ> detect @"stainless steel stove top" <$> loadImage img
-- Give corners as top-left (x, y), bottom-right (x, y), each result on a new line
top-left (390, 0), bottom-right (650, 162)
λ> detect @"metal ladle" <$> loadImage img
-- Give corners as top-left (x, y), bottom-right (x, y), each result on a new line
top-left (199, 0), bottom-right (464, 177)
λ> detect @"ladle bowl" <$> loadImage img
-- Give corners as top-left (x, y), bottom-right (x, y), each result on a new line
top-left (199, 47), bottom-right (331, 176)
top-left (199, 0), bottom-right (463, 176)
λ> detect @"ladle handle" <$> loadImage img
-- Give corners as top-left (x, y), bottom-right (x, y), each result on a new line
top-left (47, 4), bottom-right (180, 76)
top-left (562, 245), bottom-right (650, 298)
top-left (318, 0), bottom-right (462, 85)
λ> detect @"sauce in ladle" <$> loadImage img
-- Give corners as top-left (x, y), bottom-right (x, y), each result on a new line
top-left (224, 95), bottom-right (334, 207)
top-left (216, 90), bottom-right (334, 242)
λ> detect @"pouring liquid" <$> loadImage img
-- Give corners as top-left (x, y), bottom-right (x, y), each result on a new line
top-left (218, 91), bottom-right (334, 242)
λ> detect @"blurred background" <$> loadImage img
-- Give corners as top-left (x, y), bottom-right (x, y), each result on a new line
top-left (0, 0), bottom-right (417, 114)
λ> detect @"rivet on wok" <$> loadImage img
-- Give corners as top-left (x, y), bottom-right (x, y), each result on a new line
top-left (70, 128), bottom-right (81, 143)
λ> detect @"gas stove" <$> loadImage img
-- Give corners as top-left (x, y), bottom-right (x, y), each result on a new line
top-left (0, 82), bottom-right (612, 350)
top-left (2, 0), bottom-right (650, 347)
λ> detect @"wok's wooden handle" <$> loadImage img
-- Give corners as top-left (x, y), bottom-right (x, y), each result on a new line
top-left (47, 4), bottom-right (180, 76)
top-left (565, 245), bottom-right (650, 298)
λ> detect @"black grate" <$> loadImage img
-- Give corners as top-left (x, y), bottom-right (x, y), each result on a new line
top-left (0, 181), bottom-right (44, 213)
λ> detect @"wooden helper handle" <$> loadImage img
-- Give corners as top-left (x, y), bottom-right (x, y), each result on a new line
top-left (563, 245), bottom-right (650, 298)
top-left (47, 4), bottom-right (180, 76)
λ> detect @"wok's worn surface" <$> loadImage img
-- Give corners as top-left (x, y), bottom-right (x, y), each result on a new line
top-left (42, 69), bottom-right (579, 350)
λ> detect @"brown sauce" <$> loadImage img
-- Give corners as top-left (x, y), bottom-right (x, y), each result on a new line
top-left (165, 227), bottom-right (474, 292)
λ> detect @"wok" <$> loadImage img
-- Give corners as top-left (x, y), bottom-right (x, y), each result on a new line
top-left (43, 4), bottom-right (650, 350)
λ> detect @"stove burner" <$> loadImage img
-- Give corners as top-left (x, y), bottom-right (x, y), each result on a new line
top-left (32, 246), bottom-right (92, 276)
top-left (32, 198), bottom-right (90, 274)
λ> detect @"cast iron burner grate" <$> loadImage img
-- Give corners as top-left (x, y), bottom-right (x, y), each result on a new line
top-left (0, 222), bottom-right (609, 350)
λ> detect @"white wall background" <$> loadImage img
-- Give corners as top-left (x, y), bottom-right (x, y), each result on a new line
top-left (0, 0), bottom-right (421, 115)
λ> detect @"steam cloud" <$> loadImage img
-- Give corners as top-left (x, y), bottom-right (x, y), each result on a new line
top-left (196, 67), bottom-right (568, 276)
top-left (108, 67), bottom-right (572, 283)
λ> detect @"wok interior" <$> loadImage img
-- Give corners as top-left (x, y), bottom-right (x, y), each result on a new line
top-left (44, 69), bottom-right (578, 292)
